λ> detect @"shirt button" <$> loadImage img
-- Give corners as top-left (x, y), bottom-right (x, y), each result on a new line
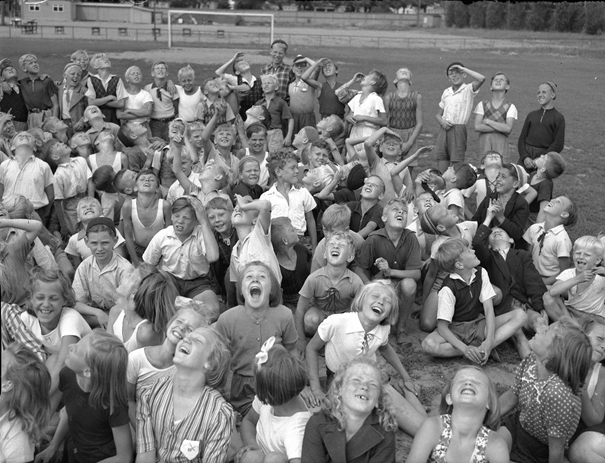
top-left (256, 338), bottom-right (260, 341)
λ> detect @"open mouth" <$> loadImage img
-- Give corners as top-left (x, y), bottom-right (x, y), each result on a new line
top-left (460, 387), bottom-right (476, 395)
top-left (249, 285), bottom-right (262, 297)
top-left (38, 309), bottom-right (53, 315)
top-left (330, 249), bottom-right (341, 257)
top-left (355, 394), bottom-right (369, 401)
top-left (371, 305), bottom-right (383, 315)
top-left (178, 344), bottom-right (190, 355)
top-left (171, 329), bottom-right (183, 340)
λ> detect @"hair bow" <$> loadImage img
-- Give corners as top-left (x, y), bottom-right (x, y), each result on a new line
top-left (255, 336), bottom-right (276, 367)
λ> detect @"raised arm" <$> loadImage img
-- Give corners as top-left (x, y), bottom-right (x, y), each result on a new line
top-left (190, 197), bottom-right (219, 263)
top-left (235, 194), bottom-right (272, 234)
top-left (300, 58), bottom-right (325, 91)
top-left (0, 217), bottom-right (43, 243)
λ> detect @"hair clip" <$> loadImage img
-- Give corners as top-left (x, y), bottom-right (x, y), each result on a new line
top-left (255, 336), bottom-right (276, 367)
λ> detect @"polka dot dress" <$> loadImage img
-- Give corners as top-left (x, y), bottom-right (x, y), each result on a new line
top-left (512, 354), bottom-right (582, 447)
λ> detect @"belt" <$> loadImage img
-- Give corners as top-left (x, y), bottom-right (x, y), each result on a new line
top-left (151, 116), bottom-right (175, 123)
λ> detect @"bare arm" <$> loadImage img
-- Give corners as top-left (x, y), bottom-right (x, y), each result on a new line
top-left (121, 200), bottom-right (141, 267)
top-left (306, 332), bottom-right (327, 397)
top-left (456, 65), bottom-right (486, 92)
top-left (190, 197), bottom-right (219, 263)
top-left (580, 368), bottom-right (605, 426)
top-left (294, 296), bottom-right (311, 353)
top-left (239, 408), bottom-right (260, 448)
top-left (0, 217), bottom-right (43, 242)
top-left (300, 58), bottom-right (324, 91)
top-left (305, 211), bottom-right (317, 251)
top-left (498, 388), bottom-right (519, 416)
top-left (236, 195), bottom-right (272, 234)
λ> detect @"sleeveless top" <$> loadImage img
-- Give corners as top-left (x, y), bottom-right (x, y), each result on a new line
top-left (441, 269), bottom-right (485, 323)
top-left (88, 152), bottom-right (123, 174)
top-left (113, 311), bottom-right (147, 353)
top-left (89, 75), bottom-right (120, 124)
top-left (387, 90), bottom-right (418, 130)
top-left (318, 81), bottom-right (345, 118)
top-left (131, 198), bottom-right (165, 248)
top-left (429, 414), bottom-right (490, 463)
top-left (587, 362), bottom-right (602, 399)
top-left (482, 100), bottom-right (510, 124)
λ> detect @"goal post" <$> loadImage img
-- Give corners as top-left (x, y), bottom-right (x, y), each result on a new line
top-left (167, 10), bottom-right (274, 48)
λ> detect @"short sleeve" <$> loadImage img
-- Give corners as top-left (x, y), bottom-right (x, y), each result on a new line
top-left (507, 104), bottom-right (519, 120)
top-left (58, 309), bottom-right (92, 340)
top-left (281, 309), bottom-right (298, 346)
top-left (523, 224), bottom-right (538, 245)
top-left (474, 101), bottom-right (485, 116)
top-left (65, 235), bottom-right (79, 256)
top-left (301, 188), bottom-right (316, 213)
top-left (535, 180), bottom-right (553, 205)
top-left (445, 189), bottom-right (465, 210)
top-left (127, 349), bottom-right (143, 385)
top-left (136, 386), bottom-right (156, 454)
top-left (108, 401), bottom-right (130, 429)
top-left (251, 396), bottom-right (263, 414)
top-left (555, 235), bottom-right (572, 258)
top-left (42, 162), bottom-right (54, 188)
top-left (316, 314), bottom-right (338, 343)
top-left (436, 286), bottom-right (456, 322)
top-left (511, 355), bottom-right (533, 397)
top-left (373, 93), bottom-right (386, 113)
top-left (72, 264), bottom-right (89, 303)
top-left (142, 232), bottom-right (163, 266)
top-left (298, 272), bottom-right (317, 299)
top-left (555, 268), bottom-right (576, 283)
top-left (280, 99), bottom-right (292, 120)
top-left (355, 238), bottom-right (374, 271)
top-left (479, 268), bottom-right (497, 302)
top-left (282, 413), bottom-right (312, 460)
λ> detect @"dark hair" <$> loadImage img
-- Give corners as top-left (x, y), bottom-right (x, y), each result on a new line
top-left (171, 197), bottom-right (197, 216)
top-left (270, 39), bottom-right (288, 49)
top-left (136, 168), bottom-right (160, 183)
top-left (453, 163), bottom-right (478, 190)
top-left (29, 266), bottom-right (76, 309)
top-left (369, 70), bottom-right (388, 97)
top-left (255, 344), bottom-right (308, 406)
top-left (134, 272), bottom-right (178, 336)
top-left (205, 196), bottom-right (233, 213)
top-left (236, 261), bottom-right (282, 307)
top-left (270, 217), bottom-right (293, 250)
top-left (310, 139), bottom-right (331, 153)
top-left (560, 194), bottom-right (578, 227)
top-left (544, 152), bottom-right (566, 179)
top-left (86, 223), bottom-right (117, 238)
top-left (91, 165), bottom-right (116, 193)
top-left (267, 149), bottom-right (299, 178)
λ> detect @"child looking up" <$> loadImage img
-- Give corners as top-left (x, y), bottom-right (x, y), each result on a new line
top-left (0, 132), bottom-right (54, 225)
top-left (69, 132), bottom-right (93, 161)
top-left (46, 138), bottom-right (93, 235)
top-left (270, 216), bottom-right (311, 311)
top-left (302, 357), bottom-right (397, 462)
top-left (342, 70), bottom-right (388, 159)
top-left (41, 117), bottom-right (70, 143)
top-left (345, 174), bottom-right (384, 238)
top-left (143, 197), bottom-right (219, 311)
top-left (175, 65), bottom-right (204, 123)
top-left (0, 343), bottom-right (51, 463)
top-left (88, 130), bottom-right (128, 174)
top-left (144, 62), bottom-right (179, 141)
top-left (518, 81), bottom-right (565, 172)
top-left (201, 104), bottom-right (240, 186)
top-left (85, 54), bottom-right (126, 125)
top-left (83, 104), bottom-right (121, 148)
top-left (544, 235), bottom-right (605, 321)
top-left (122, 169), bottom-right (171, 266)
top-left (18, 54), bottom-right (59, 126)
top-left (421, 238), bottom-right (527, 364)
top-left (406, 366), bottom-right (508, 463)
top-left (72, 217), bottom-right (134, 328)
top-left (472, 163), bottom-right (530, 249)
top-left (355, 198), bottom-right (423, 343)
top-left (292, 126), bottom-right (319, 165)
top-left (527, 151), bottom-right (566, 225)
top-left (0, 63), bottom-right (28, 134)
top-left (196, 77), bottom-right (235, 126)
top-left (215, 262), bottom-right (298, 416)
top-left (261, 149), bottom-right (317, 252)
top-left (37, 331), bottom-right (132, 463)
top-left (116, 66), bottom-right (153, 124)
top-left (301, 57), bottom-right (346, 121)
top-left (289, 55), bottom-right (318, 134)
top-left (523, 195), bottom-right (576, 285)
top-left (474, 72), bottom-right (517, 163)
top-left (385, 67), bottom-right (423, 176)
top-left (435, 62), bottom-right (485, 172)
top-left (462, 151), bottom-right (503, 212)
top-left (58, 62), bottom-right (88, 133)
top-left (296, 231), bottom-right (363, 353)
top-left (238, 339), bottom-right (312, 463)
top-left (216, 52), bottom-right (263, 119)
top-left (497, 318), bottom-right (592, 463)
top-left (306, 281), bottom-right (427, 434)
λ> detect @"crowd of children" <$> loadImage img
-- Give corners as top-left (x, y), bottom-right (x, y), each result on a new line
top-left (0, 41), bottom-right (603, 463)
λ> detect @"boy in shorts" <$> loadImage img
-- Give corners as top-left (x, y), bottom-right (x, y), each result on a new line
top-left (435, 62), bottom-right (485, 173)
top-left (421, 238), bottom-right (526, 363)
top-left (18, 54), bottom-right (59, 127)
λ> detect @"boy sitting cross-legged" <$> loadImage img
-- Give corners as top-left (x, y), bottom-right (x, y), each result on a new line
top-left (295, 231), bottom-right (363, 355)
top-left (421, 238), bottom-right (526, 364)
top-left (355, 198), bottom-right (423, 344)
top-left (121, 169), bottom-right (171, 267)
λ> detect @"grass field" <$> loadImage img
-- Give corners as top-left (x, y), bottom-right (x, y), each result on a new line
top-left (2, 35), bottom-right (603, 458)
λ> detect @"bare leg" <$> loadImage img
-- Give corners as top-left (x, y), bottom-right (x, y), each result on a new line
top-left (420, 290), bottom-right (438, 332)
top-left (497, 425), bottom-right (513, 452)
top-left (525, 309), bottom-right (548, 333)
top-left (513, 330), bottom-right (532, 359)
top-left (492, 309), bottom-right (527, 348)
top-left (421, 331), bottom-right (463, 358)
top-left (569, 432), bottom-right (605, 463)
top-left (396, 278), bottom-right (417, 343)
top-left (384, 384), bottom-right (426, 437)
top-left (542, 293), bottom-right (570, 322)
top-left (303, 306), bottom-right (326, 337)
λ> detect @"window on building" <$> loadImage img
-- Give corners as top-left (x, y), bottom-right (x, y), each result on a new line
top-left (29, 4), bottom-right (40, 11)
top-left (53, 4), bottom-right (64, 12)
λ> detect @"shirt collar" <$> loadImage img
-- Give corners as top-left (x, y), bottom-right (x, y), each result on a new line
top-left (316, 266), bottom-right (354, 284)
top-left (448, 267), bottom-right (479, 284)
top-left (92, 252), bottom-right (119, 272)
top-left (344, 313), bottom-right (382, 335)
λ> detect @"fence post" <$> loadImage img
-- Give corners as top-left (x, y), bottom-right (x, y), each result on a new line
top-left (105, 27), bottom-right (108, 40)
top-left (72, 26), bottom-right (74, 39)
top-left (135, 28), bottom-right (138, 41)
top-left (41, 26), bottom-right (43, 38)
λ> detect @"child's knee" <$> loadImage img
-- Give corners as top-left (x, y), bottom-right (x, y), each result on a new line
top-left (264, 452), bottom-right (288, 463)
top-left (421, 333), bottom-right (439, 355)
top-left (397, 278), bottom-right (417, 297)
top-left (239, 449), bottom-right (266, 463)
top-left (304, 307), bottom-right (324, 334)
top-left (492, 285), bottom-right (503, 305)
top-left (511, 308), bottom-right (527, 326)
top-left (542, 292), bottom-right (559, 309)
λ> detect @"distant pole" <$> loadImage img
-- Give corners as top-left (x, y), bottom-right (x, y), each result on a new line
top-left (417, 0), bottom-right (421, 27)
top-left (153, 0), bottom-right (157, 41)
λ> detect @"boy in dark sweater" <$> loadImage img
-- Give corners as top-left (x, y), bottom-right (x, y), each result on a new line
top-left (517, 81), bottom-right (565, 173)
